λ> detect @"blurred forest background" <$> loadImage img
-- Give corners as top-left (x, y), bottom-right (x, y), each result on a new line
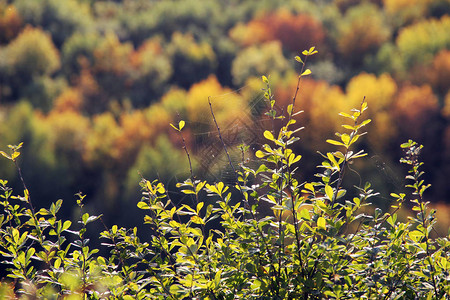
top-left (1, 0), bottom-right (450, 230)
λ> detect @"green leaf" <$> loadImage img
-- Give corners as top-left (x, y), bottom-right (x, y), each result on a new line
top-left (409, 230), bottom-right (423, 243)
top-left (82, 213), bottom-right (89, 225)
top-left (62, 220), bottom-right (72, 231)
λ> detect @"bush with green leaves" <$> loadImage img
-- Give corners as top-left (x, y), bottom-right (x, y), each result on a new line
top-left (1, 47), bottom-right (450, 299)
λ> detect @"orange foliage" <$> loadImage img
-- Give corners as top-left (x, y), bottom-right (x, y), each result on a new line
top-left (442, 91), bottom-right (450, 119)
top-left (129, 38), bottom-right (164, 69)
top-left (266, 10), bottom-right (325, 53)
top-left (0, 4), bottom-right (22, 44)
top-left (229, 10), bottom-right (325, 52)
top-left (186, 75), bottom-right (249, 132)
top-left (53, 88), bottom-right (83, 113)
top-left (383, 0), bottom-right (432, 25)
top-left (428, 50), bottom-right (450, 95)
top-left (272, 74), bottom-right (346, 149)
top-left (392, 84), bottom-right (439, 137)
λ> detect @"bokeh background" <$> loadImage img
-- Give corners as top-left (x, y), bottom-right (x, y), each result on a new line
top-left (0, 0), bottom-right (450, 232)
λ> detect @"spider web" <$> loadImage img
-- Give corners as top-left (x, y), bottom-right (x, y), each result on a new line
top-left (189, 84), bottom-right (271, 183)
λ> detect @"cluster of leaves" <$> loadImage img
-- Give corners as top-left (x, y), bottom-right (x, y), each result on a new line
top-left (1, 0), bottom-right (450, 228)
top-left (1, 48), bottom-right (449, 299)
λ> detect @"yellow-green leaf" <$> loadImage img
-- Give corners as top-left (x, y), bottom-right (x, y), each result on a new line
top-left (299, 208), bottom-right (310, 220)
top-left (317, 217), bottom-right (326, 230)
top-left (191, 215), bottom-right (205, 225)
top-left (255, 150), bottom-right (266, 158)
top-left (301, 69), bottom-right (312, 76)
top-left (325, 185), bottom-right (334, 201)
top-left (263, 130), bottom-right (274, 141)
top-left (326, 139), bottom-right (345, 147)
top-left (341, 134), bottom-right (350, 145)
top-left (327, 153), bottom-right (339, 170)
top-left (179, 120), bottom-right (185, 130)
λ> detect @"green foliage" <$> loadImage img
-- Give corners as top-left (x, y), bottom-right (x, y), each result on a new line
top-left (3, 26), bottom-right (60, 79)
top-left (1, 48), bottom-right (449, 299)
top-left (167, 32), bottom-right (217, 89)
top-left (396, 15), bottom-right (450, 70)
top-left (14, 0), bottom-right (94, 47)
top-left (231, 41), bottom-right (290, 86)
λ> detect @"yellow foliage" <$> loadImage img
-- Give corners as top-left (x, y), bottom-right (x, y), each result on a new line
top-left (84, 113), bottom-right (122, 165)
top-left (93, 31), bottom-right (133, 75)
top-left (345, 73), bottom-right (397, 112)
top-left (383, 0), bottom-right (432, 25)
top-left (43, 110), bottom-right (90, 155)
top-left (229, 21), bottom-right (268, 47)
top-left (186, 75), bottom-right (249, 131)
top-left (7, 26), bottom-right (60, 76)
top-left (396, 15), bottom-right (450, 68)
top-left (169, 32), bottom-right (215, 63)
top-left (343, 73), bottom-right (397, 150)
top-left (161, 87), bottom-right (188, 116)
top-left (142, 104), bottom-right (172, 141)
